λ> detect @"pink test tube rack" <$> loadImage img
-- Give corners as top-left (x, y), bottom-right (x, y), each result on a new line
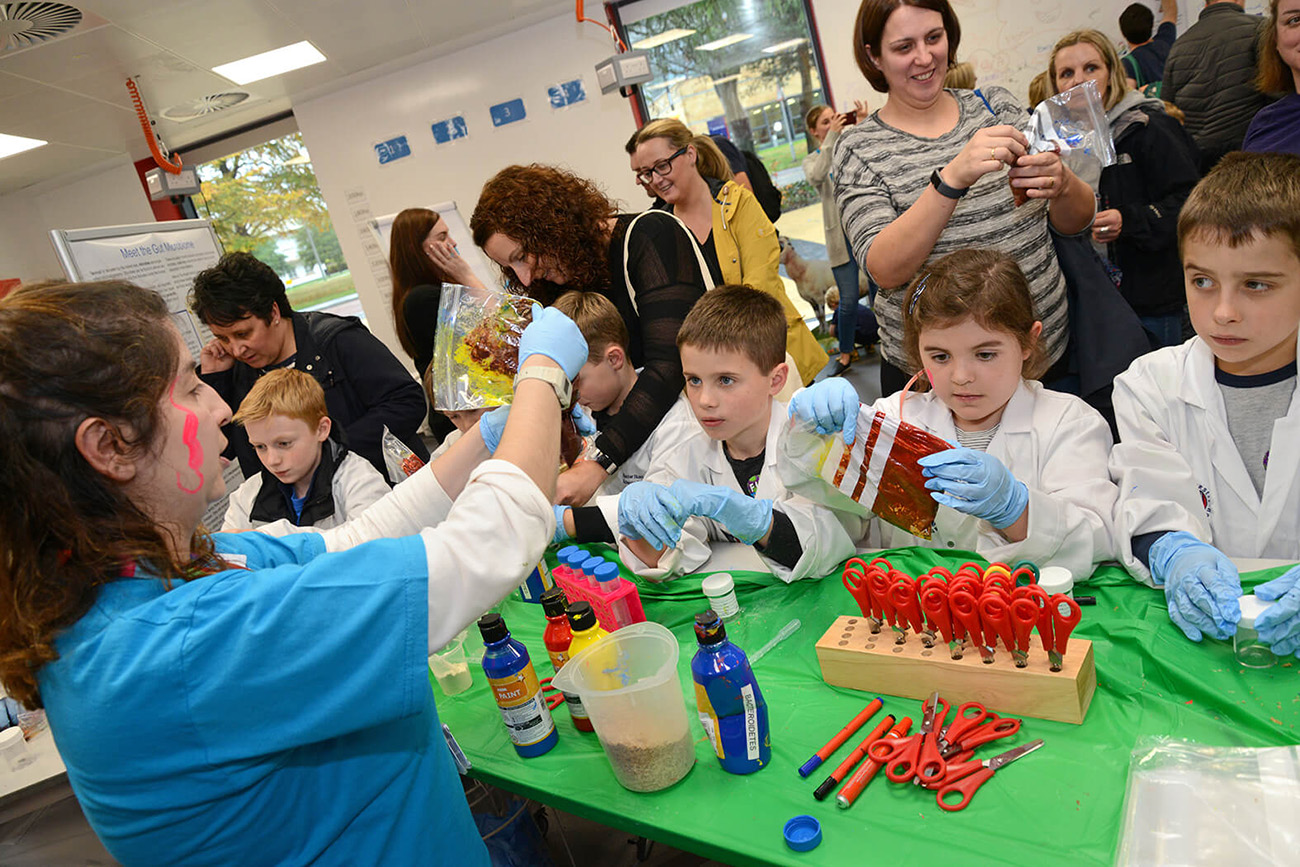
top-left (553, 561), bottom-right (647, 633)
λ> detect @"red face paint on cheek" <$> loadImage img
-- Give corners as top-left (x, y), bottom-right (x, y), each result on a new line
top-left (169, 382), bottom-right (205, 494)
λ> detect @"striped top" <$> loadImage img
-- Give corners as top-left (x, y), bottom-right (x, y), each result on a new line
top-left (832, 87), bottom-right (1068, 372)
top-left (954, 423), bottom-right (1001, 452)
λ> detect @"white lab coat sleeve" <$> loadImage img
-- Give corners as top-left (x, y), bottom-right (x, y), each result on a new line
top-left (761, 494), bottom-right (859, 583)
top-left (319, 462), bottom-right (457, 549)
top-left (219, 475), bottom-right (259, 532)
top-left (979, 403), bottom-right (1118, 579)
top-left (334, 452), bottom-right (393, 522)
top-left (1110, 364), bottom-right (1210, 585)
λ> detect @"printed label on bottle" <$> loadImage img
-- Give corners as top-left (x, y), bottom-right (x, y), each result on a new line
top-left (547, 650), bottom-right (570, 671)
top-left (488, 669), bottom-right (555, 747)
top-left (741, 684), bottom-right (760, 761)
top-left (562, 691), bottom-right (589, 720)
top-left (694, 682), bottom-right (723, 758)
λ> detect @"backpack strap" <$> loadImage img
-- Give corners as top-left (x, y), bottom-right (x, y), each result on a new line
top-left (622, 210), bottom-right (715, 316)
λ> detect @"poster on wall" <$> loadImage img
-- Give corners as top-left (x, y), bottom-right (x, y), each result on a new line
top-left (49, 219), bottom-right (245, 526)
top-left (548, 79), bottom-right (587, 110)
top-left (489, 97), bottom-right (527, 127)
top-left (431, 115), bottom-right (469, 145)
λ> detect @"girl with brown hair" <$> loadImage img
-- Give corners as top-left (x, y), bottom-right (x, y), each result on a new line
top-left (792, 248), bottom-right (1118, 577)
top-left (472, 163), bottom-right (712, 506)
top-left (0, 278), bottom-right (584, 864)
top-left (1244, 0), bottom-right (1300, 155)
top-left (631, 118), bottom-right (827, 384)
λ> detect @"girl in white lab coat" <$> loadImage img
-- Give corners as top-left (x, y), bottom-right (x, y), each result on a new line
top-left (793, 248), bottom-right (1118, 578)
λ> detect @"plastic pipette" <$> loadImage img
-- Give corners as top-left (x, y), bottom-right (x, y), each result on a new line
top-left (749, 618), bottom-right (802, 666)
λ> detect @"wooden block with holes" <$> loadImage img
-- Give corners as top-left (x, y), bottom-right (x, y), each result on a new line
top-left (815, 615), bottom-right (1096, 724)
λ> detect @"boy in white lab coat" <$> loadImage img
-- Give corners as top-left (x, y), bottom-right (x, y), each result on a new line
top-left (617, 285), bottom-right (860, 582)
top-left (549, 291), bottom-right (696, 545)
top-left (1110, 152), bottom-right (1300, 655)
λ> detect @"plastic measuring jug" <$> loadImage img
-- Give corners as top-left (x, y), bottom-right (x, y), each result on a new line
top-left (550, 621), bottom-right (696, 792)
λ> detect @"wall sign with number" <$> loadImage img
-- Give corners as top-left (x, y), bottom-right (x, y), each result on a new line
top-left (374, 135), bottom-right (412, 165)
top-left (489, 98), bottom-right (527, 127)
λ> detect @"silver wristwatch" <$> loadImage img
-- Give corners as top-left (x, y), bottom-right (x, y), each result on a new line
top-left (513, 365), bottom-right (572, 409)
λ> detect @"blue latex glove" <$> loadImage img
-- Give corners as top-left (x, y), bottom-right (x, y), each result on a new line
top-left (553, 505), bottom-right (572, 546)
top-left (478, 406), bottom-right (510, 453)
top-left (1254, 564), bottom-right (1300, 657)
top-left (571, 403), bottom-right (597, 436)
top-left (788, 379), bottom-right (860, 444)
top-left (1149, 531), bottom-right (1242, 642)
top-left (519, 303), bottom-right (588, 380)
top-left (917, 447), bottom-right (1028, 529)
top-left (668, 479), bottom-right (775, 545)
top-left (618, 481), bottom-right (689, 551)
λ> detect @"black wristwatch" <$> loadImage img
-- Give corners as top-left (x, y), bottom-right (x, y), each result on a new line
top-left (585, 443), bottom-right (618, 475)
top-left (930, 170), bottom-right (969, 200)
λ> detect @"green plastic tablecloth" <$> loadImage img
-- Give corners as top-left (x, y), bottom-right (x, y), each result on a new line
top-left (435, 548), bottom-right (1299, 866)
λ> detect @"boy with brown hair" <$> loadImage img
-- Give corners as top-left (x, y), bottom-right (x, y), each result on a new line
top-left (550, 290), bottom-right (695, 544)
top-left (1110, 152), bottom-right (1300, 655)
top-left (617, 284), bottom-right (860, 581)
top-left (223, 368), bottom-right (390, 531)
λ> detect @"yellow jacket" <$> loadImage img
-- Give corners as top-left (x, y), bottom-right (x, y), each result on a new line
top-left (709, 180), bottom-right (827, 384)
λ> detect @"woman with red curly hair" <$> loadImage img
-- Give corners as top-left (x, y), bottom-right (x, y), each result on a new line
top-left (472, 163), bottom-right (712, 506)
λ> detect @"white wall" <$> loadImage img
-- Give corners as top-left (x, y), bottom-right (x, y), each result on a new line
top-left (0, 157), bottom-right (157, 283)
top-left (293, 12), bottom-right (646, 358)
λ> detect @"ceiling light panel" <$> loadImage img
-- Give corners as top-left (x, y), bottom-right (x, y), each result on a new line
top-left (212, 41), bottom-right (326, 85)
top-left (0, 132), bottom-right (47, 160)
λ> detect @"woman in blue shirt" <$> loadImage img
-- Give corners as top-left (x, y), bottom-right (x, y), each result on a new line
top-left (0, 279), bottom-right (584, 866)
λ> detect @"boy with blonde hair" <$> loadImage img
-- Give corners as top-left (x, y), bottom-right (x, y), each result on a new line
top-left (1110, 152), bottom-right (1300, 656)
top-left (617, 285), bottom-right (860, 581)
top-left (550, 290), bottom-right (695, 544)
top-left (223, 368), bottom-right (389, 530)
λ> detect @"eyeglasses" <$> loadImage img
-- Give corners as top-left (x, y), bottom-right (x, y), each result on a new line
top-left (634, 146), bottom-right (688, 184)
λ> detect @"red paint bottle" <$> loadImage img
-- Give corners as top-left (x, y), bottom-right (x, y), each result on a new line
top-left (541, 588), bottom-right (593, 732)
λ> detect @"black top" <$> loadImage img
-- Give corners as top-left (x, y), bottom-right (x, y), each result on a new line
top-left (1215, 360), bottom-right (1298, 388)
top-left (398, 283), bottom-right (455, 441)
top-left (1123, 21), bottom-right (1176, 85)
top-left (724, 446), bottom-right (766, 497)
top-left (249, 438), bottom-right (349, 526)
top-left (698, 232), bottom-right (726, 287)
top-left (710, 135), bottom-right (750, 179)
top-left (600, 212), bottom-right (710, 465)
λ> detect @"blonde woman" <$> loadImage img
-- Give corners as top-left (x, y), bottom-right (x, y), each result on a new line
top-left (631, 119), bottom-right (827, 384)
top-left (1050, 28), bottom-right (1201, 347)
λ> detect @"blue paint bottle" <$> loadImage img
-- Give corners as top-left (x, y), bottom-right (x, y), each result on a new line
top-left (477, 613), bottom-right (558, 758)
top-left (690, 610), bottom-right (770, 774)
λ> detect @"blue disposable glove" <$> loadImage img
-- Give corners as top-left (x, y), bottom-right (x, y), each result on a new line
top-left (1149, 531), bottom-right (1242, 642)
top-left (571, 403), bottom-right (597, 436)
top-left (553, 505), bottom-right (572, 546)
top-left (788, 379), bottom-right (860, 444)
top-left (917, 447), bottom-right (1028, 529)
top-left (668, 479), bottom-right (775, 545)
top-left (519, 303), bottom-right (588, 380)
top-left (478, 406), bottom-right (510, 453)
top-left (618, 481), bottom-right (689, 552)
top-left (1254, 564), bottom-right (1300, 658)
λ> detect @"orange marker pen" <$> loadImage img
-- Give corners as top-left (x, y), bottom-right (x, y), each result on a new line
top-left (835, 716), bottom-right (913, 809)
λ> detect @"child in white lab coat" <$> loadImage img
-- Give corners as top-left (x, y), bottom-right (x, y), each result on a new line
top-left (1110, 152), bottom-right (1300, 654)
top-left (792, 248), bottom-right (1118, 579)
top-left (617, 285), bottom-right (860, 582)
top-left (549, 291), bottom-right (696, 544)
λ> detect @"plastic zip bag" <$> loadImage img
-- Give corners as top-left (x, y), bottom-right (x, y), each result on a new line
top-left (430, 284), bottom-right (534, 411)
top-left (1015, 79), bottom-right (1116, 206)
top-left (776, 407), bottom-right (949, 539)
top-left (1117, 737), bottom-right (1300, 866)
top-left (382, 424), bottom-right (425, 484)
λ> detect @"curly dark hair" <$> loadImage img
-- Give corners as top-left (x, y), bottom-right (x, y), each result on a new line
top-left (0, 281), bottom-right (224, 707)
top-left (388, 208), bottom-right (450, 359)
top-left (190, 251), bottom-right (291, 327)
top-left (470, 165), bottom-right (617, 304)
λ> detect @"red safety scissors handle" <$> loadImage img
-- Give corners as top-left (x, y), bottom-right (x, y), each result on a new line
top-left (1010, 566), bottom-right (1038, 587)
top-left (921, 584), bottom-right (961, 658)
top-left (1009, 597), bottom-right (1039, 666)
top-left (1012, 584), bottom-right (1052, 652)
top-left (936, 739), bottom-right (1044, 811)
top-left (869, 571), bottom-right (898, 630)
top-left (538, 678), bottom-right (566, 711)
top-left (889, 575), bottom-right (926, 642)
top-left (937, 701), bottom-right (989, 752)
top-left (944, 716), bottom-right (1021, 757)
top-left (977, 594), bottom-right (1016, 655)
top-left (1047, 594), bottom-right (1082, 671)
top-left (949, 590), bottom-right (991, 662)
top-left (842, 561), bottom-right (877, 624)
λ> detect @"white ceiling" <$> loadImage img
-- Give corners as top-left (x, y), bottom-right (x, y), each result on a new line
top-left (0, 0), bottom-right (573, 196)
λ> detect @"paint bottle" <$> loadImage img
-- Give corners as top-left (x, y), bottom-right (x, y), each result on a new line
top-left (691, 610), bottom-right (771, 775)
top-left (477, 612), bottom-right (558, 757)
top-left (542, 588), bottom-right (594, 732)
top-left (564, 601), bottom-right (610, 732)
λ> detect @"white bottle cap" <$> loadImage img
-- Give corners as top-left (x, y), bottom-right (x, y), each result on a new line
top-left (702, 572), bottom-right (740, 619)
top-left (1238, 594), bottom-right (1275, 628)
top-left (1038, 566), bottom-right (1074, 597)
top-left (0, 727), bottom-right (23, 749)
top-left (701, 573), bottom-right (735, 598)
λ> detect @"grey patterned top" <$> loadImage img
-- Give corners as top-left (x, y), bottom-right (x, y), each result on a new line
top-left (832, 87), bottom-right (1068, 372)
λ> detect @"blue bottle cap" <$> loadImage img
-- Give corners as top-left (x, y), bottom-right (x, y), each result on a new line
top-left (593, 562), bottom-right (619, 584)
top-left (563, 549), bottom-right (589, 569)
top-left (783, 815), bottom-right (822, 852)
top-left (581, 555), bottom-right (605, 575)
top-left (556, 545), bottom-right (580, 562)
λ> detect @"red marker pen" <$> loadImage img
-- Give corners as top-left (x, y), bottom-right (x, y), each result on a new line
top-left (835, 717), bottom-right (913, 809)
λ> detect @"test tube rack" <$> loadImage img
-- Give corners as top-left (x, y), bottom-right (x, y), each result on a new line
top-left (553, 566), bottom-right (647, 633)
top-left (814, 615), bottom-right (1095, 724)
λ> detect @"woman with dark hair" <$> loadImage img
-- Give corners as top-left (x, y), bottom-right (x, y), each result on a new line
top-left (388, 208), bottom-right (487, 441)
top-left (833, 0), bottom-right (1095, 395)
top-left (1050, 29), bottom-right (1201, 347)
top-left (0, 278), bottom-right (584, 865)
top-left (1244, 0), bottom-right (1300, 155)
top-left (472, 163), bottom-right (712, 505)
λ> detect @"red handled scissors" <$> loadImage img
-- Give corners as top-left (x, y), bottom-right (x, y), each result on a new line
top-left (940, 715), bottom-right (1021, 759)
top-left (949, 590), bottom-right (992, 663)
top-left (842, 559), bottom-right (883, 633)
top-left (936, 739), bottom-right (1044, 811)
top-left (868, 691), bottom-right (948, 785)
top-left (978, 594), bottom-right (1016, 658)
top-left (1009, 597), bottom-right (1039, 667)
top-left (921, 583), bottom-right (962, 659)
top-left (888, 575), bottom-right (926, 644)
top-left (870, 570), bottom-right (901, 639)
top-left (1043, 594), bottom-right (1082, 672)
top-left (935, 701), bottom-right (991, 754)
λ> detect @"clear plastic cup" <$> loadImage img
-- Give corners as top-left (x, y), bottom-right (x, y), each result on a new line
top-left (1235, 595), bottom-right (1277, 669)
top-left (551, 622), bottom-right (695, 792)
top-left (428, 633), bottom-right (474, 696)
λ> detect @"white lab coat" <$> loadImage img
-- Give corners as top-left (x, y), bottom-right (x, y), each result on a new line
top-left (1110, 336), bottom-right (1300, 584)
top-left (591, 394), bottom-right (698, 532)
top-left (222, 448), bottom-right (391, 532)
top-left (865, 381), bottom-right (1118, 578)
top-left (618, 401), bottom-right (863, 582)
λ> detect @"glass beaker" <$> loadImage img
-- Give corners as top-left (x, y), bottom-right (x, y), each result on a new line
top-left (551, 621), bottom-right (695, 792)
